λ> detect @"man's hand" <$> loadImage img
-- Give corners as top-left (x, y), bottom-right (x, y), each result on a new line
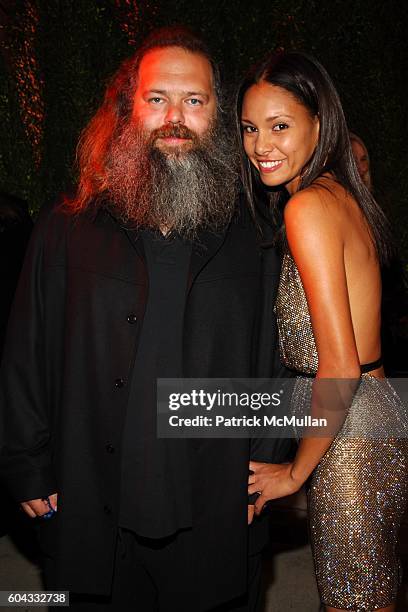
top-left (248, 461), bottom-right (300, 515)
top-left (21, 493), bottom-right (58, 518)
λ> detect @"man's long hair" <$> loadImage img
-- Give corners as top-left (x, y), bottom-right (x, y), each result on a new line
top-left (64, 26), bottom-right (223, 216)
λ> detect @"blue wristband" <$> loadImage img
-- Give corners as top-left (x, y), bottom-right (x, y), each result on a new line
top-left (40, 496), bottom-right (57, 520)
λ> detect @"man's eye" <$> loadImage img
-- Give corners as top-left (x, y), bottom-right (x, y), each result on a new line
top-left (149, 97), bottom-right (164, 104)
top-left (187, 98), bottom-right (202, 106)
top-left (242, 125), bottom-right (257, 133)
top-left (273, 123), bottom-right (289, 131)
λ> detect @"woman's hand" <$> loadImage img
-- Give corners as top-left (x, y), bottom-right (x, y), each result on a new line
top-left (248, 461), bottom-right (301, 515)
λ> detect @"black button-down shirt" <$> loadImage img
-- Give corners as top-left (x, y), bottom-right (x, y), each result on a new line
top-left (119, 230), bottom-right (193, 537)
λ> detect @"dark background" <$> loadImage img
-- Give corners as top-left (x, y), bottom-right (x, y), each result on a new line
top-left (0, 0), bottom-right (407, 259)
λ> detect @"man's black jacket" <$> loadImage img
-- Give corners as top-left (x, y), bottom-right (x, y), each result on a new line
top-left (0, 198), bottom-right (290, 610)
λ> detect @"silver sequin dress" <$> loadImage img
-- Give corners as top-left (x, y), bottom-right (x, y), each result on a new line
top-left (275, 249), bottom-right (408, 611)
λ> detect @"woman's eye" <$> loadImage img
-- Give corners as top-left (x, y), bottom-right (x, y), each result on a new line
top-left (273, 123), bottom-right (289, 131)
top-left (242, 125), bottom-right (257, 133)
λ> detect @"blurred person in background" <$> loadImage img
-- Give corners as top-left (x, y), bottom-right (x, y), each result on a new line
top-left (349, 132), bottom-right (371, 191)
top-left (350, 132), bottom-right (408, 375)
top-left (0, 192), bottom-right (32, 539)
top-left (0, 192), bottom-right (32, 357)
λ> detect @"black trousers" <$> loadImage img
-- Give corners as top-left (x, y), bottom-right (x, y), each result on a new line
top-left (46, 527), bottom-right (262, 612)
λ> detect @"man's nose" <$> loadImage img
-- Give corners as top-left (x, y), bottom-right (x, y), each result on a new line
top-left (165, 103), bottom-right (184, 124)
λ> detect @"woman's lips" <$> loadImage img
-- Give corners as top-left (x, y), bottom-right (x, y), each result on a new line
top-left (257, 159), bottom-right (285, 173)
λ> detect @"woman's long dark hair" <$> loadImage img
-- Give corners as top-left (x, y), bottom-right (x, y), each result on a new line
top-left (236, 51), bottom-right (393, 264)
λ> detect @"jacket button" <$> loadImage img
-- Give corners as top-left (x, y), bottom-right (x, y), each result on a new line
top-left (114, 378), bottom-right (125, 388)
top-left (106, 443), bottom-right (115, 453)
top-left (127, 314), bottom-right (138, 324)
top-left (103, 505), bottom-right (112, 515)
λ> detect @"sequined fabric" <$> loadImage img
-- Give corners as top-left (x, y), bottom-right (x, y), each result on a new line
top-left (275, 250), bottom-right (408, 610)
top-left (275, 252), bottom-right (318, 374)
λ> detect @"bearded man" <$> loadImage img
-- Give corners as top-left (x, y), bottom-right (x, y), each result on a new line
top-left (0, 27), bottom-right (290, 611)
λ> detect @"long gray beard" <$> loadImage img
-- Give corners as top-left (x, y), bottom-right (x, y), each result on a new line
top-left (105, 120), bottom-right (239, 238)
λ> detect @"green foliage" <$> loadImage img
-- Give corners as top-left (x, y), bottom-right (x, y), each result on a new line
top-left (35, 1), bottom-right (144, 205)
top-left (0, 0), bottom-right (407, 259)
top-left (0, 52), bottom-right (35, 205)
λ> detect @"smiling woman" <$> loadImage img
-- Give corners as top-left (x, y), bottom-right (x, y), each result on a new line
top-left (237, 51), bottom-right (408, 612)
top-left (241, 82), bottom-right (319, 194)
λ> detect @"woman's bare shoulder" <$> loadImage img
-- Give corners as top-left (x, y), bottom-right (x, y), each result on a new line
top-left (284, 181), bottom-right (347, 240)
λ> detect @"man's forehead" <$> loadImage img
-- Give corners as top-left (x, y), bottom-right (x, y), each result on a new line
top-left (137, 46), bottom-right (215, 92)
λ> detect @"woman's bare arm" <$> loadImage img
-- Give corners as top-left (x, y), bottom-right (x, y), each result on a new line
top-left (286, 187), bottom-right (361, 485)
top-left (249, 187), bottom-right (362, 512)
